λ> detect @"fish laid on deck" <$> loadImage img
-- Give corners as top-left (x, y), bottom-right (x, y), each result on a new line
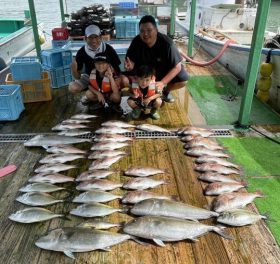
top-left (28, 173), bottom-right (75, 184)
top-left (88, 150), bottom-right (129, 159)
top-left (123, 215), bottom-right (232, 246)
top-left (24, 135), bottom-right (91, 147)
top-left (123, 178), bottom-right (169, 190)
top-left (136, 124), bottom-right (171, 133)
top-left (198, 172), bottom-right (242, 183)
top-left (212, 191), bottom-right (265, 212)
top-left (39, 153), bottom-right (86, 164)
top-left (195, 156), bottom-right (240, 169)
top-left (177, 127), bottom-right (214, 137)
top-left (204, 182), bottom-right (247, 196)
top-left (58, 129), bottom-right (91, 137)
top-left (124, 166), bottom-right (166, 177)
top-left (194, 163), bottom-right (241, 175)
top-left (73, 190), bottom-right (122, 203)
top-left (77, 220), bottom-right (123, 230)
top-left (95, 127), bottom-right (132, 134)
top-left (70, 113), bottom-right (98, 119)
top-left (45, 144), bottom-right (88, 154)
top-left (122, 190), bottom-right (175, 204)
top-left (70, 202), bottom-right (123, 217)
top-left (19, 183), bottom-right (65, 193)
top-left (93, 134), bottom-right (133, 142)
top-left (9, 207), bottom-right (64, 223)
top-left (89, 155), bottom-right (126, 170)
top-left (16, 192), bottom-right (64, 206)
top-left (52, 123), bottom-right (89, 131)
top-left (34, 163), bottom-right (78, 173)
top-left (90, 142), bottom-right (130, 151)
top-left (217, 208), bottom-right (268, 226)
top-left (76, 179), bottom-right (122, 191)
top-left (185, 147), bottom-right (229, 158)
top-left (101, 120), bottom-right (136, 128)
top-left (35, 228), bottom-right (140, 259)
top-left (130, 198), bottom-right (218, 220)
top-left (75, 170), bottom-right (115, 181)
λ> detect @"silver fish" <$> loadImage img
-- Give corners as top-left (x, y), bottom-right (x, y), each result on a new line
top-left (198, 172), bottom-right (241, 183)
top-left (88, 150), bottom-right (128, 159)
top-left (35, 163), bottom-right (77, 173)
top-left (39, 153), bottom-right (85, 164)
top-left (76, 179), bottom-right (122, 191)
top-left (204, 182), bottom-right (247, 196)
top-left (76, 170), bottom-right (114, 181)
top-left (16, 192), bottom-right (64, 206)
top-left (35, 228), bottom-right (137, 259)
top-left (90, 142), bottom-right (129, 151)
top-left (89, 155), bottom-right (125, 170)
top-left (195, 156), bottom-right (240, 169)
top-left (95, 127), bottom-right (131, 134)
top-left (178, 126), bottom-right (213, 137)
top-left (94, 134), bottom-right (133, 143)
top-left (70, 202), bottom-right (122, 217)
top-left (19, 183), bottom-right (65, 193)
top-left (28, 173), bottom-right (74, 184)
top-left (73, 190), bottom-right (122, 203)
top-left (58, 129), bottom-right (91, 137)
top-left (136, 124), bottom-right (171, 133)
top-left (9, 207), bottom-right (63, 223)
top-left (123, 216), bottom-right (232, 246)
top-left (123, 178), bottom-right (169, 190)
top-left (130, 198), bottom-right (218, 220)
top-left (185, 147), bottom-right (229, 158)
top-left (62, 119), bottom-right (91, 124)
top-left (122, 190), bottom-right (174, 204)
top-left (77, 220), bottom-right (123, 229)
top-left (101, 120), bottom-right (135, 128)
top-left (52, 123), bottom-right (88, 131)
top-left (180, 135), bottom-right (199, 142)
top-left (70, 113), bottom-right (98, 119)
top-left (195, 163), bottom-right (240, 175)
top-left (213, 191), bottom-right (264, 212)
top-left (24, 135), bottom-right (91, 147)
top-left (124, 166), bottom-right (166, 177)
top-left (45, 144), bottom-right (87, 154)
top-left (217, 208), bottom-right (267, 226)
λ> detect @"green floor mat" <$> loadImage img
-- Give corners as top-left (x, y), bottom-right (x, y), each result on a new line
top-left (218, 137), bottom-right (280, 245)
top-left (188, 75), bottom-right (280, 125)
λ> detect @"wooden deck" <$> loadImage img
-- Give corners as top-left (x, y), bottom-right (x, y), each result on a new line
top-left (0, 53), bottom-right (280, 263)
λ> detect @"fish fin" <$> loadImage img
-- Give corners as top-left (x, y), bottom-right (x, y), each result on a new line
top-left (120, 205), bottom-right (131, 213)
top-left (188, 238), bottom-right (199, 242)
top-left (101, 247), bottom-right (111, 252)
top-left (129, 236), bottom-right (150, 246)
top-left (64, 250), bottom-right (75, 259)
top-left (241, 181), bottom-right (248, 188)
top-left (42, 145), bottom-right (50, 150)
top-left (214, 226), bottom-right (234, 240)
top-left (153, 239), bottom-right (165, 247)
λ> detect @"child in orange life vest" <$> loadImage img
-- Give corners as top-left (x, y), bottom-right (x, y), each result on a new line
top-left (127, 65), bottom-right (162, 120)
top-left (86, 52), bottom-right (122, 112)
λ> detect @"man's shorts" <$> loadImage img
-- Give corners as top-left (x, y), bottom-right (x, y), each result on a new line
top-left (75, 74), bottom-right (89, 91)
top-left (169, 64), bottom-right (188, 84)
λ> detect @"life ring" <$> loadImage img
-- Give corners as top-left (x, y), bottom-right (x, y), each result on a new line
top-left (199, 27), bottom-right (238, 43)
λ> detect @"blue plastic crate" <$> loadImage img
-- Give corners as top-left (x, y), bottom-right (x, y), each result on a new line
top-left (0, 85), bottom-right (24, 121)
top-left (41, 49), bottom-right (72, 68)
top-left (115, 16), bottom-right (139, 38)
top-left (43, 65), bottom-right (72, 88)
top-left (52, 40), bottom-right (69, 49)
top-left (10, 56), bottom-right (42, 81)
top-left (119, 2), bottom-right (135, 8)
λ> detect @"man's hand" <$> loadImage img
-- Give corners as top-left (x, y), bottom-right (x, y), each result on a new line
top-left (155, 81), bottom-right (166, 92)
top-left (124, 57), bottom-right (135, 71)
top-left (142, 98), bottom-right (151, 107)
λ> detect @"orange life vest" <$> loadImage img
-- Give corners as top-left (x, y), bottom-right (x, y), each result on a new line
top-left (89, 69), bottom-right (112, 93)
top-left (131, 76), bottom-right (156, 98)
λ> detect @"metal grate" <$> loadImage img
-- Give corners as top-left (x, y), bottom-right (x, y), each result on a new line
top-left (0, 129), bottom-right (232, 143)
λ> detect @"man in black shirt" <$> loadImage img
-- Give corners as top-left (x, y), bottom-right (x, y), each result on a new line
top-left (68, 24), bottom-right (122, 105)
top-left (125, 15), bottom-right (188, 103)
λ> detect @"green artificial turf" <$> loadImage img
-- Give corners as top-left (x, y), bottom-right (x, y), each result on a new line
top-left (217, 137), bottom-right (280, 245)
top-left (188, 75), bottom-right (280, 125)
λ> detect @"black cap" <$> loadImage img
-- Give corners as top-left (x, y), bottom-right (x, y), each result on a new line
top-left (93, 52), bottom-right (110, 63)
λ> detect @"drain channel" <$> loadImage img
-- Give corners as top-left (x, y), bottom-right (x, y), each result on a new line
top-left (0, 129), bottom-right (232, 143)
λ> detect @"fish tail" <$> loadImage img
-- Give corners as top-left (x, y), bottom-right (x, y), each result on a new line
top-left (255, 189), bottom-right (266, 198)
top-left (241, 181), bottom-right (248, 188)
top-left (213, 226), bottom-right (234, 240)
top-left (164, 179), bottom-right (171, 185)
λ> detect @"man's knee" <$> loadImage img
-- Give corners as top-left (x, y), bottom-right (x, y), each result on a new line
top-left (167, 81), bottom-right (187, 91)
top-left (69, 81), bottom-right (83, 93)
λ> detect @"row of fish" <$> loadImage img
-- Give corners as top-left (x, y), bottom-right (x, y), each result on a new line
top-left (180, 126), bottom-right (266, 226)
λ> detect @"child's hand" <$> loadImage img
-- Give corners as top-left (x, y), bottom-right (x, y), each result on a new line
top-left (105, 66), bottom-right (113, 78)
top-left (143, 98), bottom-right (150, 107)
top-left (97, 92), bottom-right (105, 104)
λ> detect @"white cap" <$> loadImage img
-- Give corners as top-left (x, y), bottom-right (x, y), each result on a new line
top-left (85, 25), bottom-right (101, 37)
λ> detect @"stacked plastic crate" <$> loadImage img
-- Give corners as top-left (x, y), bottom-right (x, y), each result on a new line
top-left (5, 56), bottom-right (52, 103)
top-left (0, 85), bottom-right (25, 121)
top-left (115, 16), bottom-right (140, 38)
top-left (51, 28), bottom-right (69, 49)
top-left (41, 49), bottom-right (73, 89)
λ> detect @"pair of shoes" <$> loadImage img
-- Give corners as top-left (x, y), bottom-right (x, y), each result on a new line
top-left (131, 108), bottom-right (142, 119)
top-left (110, 104), bottom-right (123, 114)
top-left (150, 108), bottom-right (160, 120)
top-left (162, 90), bottom-right (175, 103)
top-left (80, 96), bottom-right (90, 106)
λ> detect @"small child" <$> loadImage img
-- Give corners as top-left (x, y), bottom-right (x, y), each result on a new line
top-left (127, 65), bottom-right (162, 120)
top-left (85, 52), bottom-right (122, 113)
